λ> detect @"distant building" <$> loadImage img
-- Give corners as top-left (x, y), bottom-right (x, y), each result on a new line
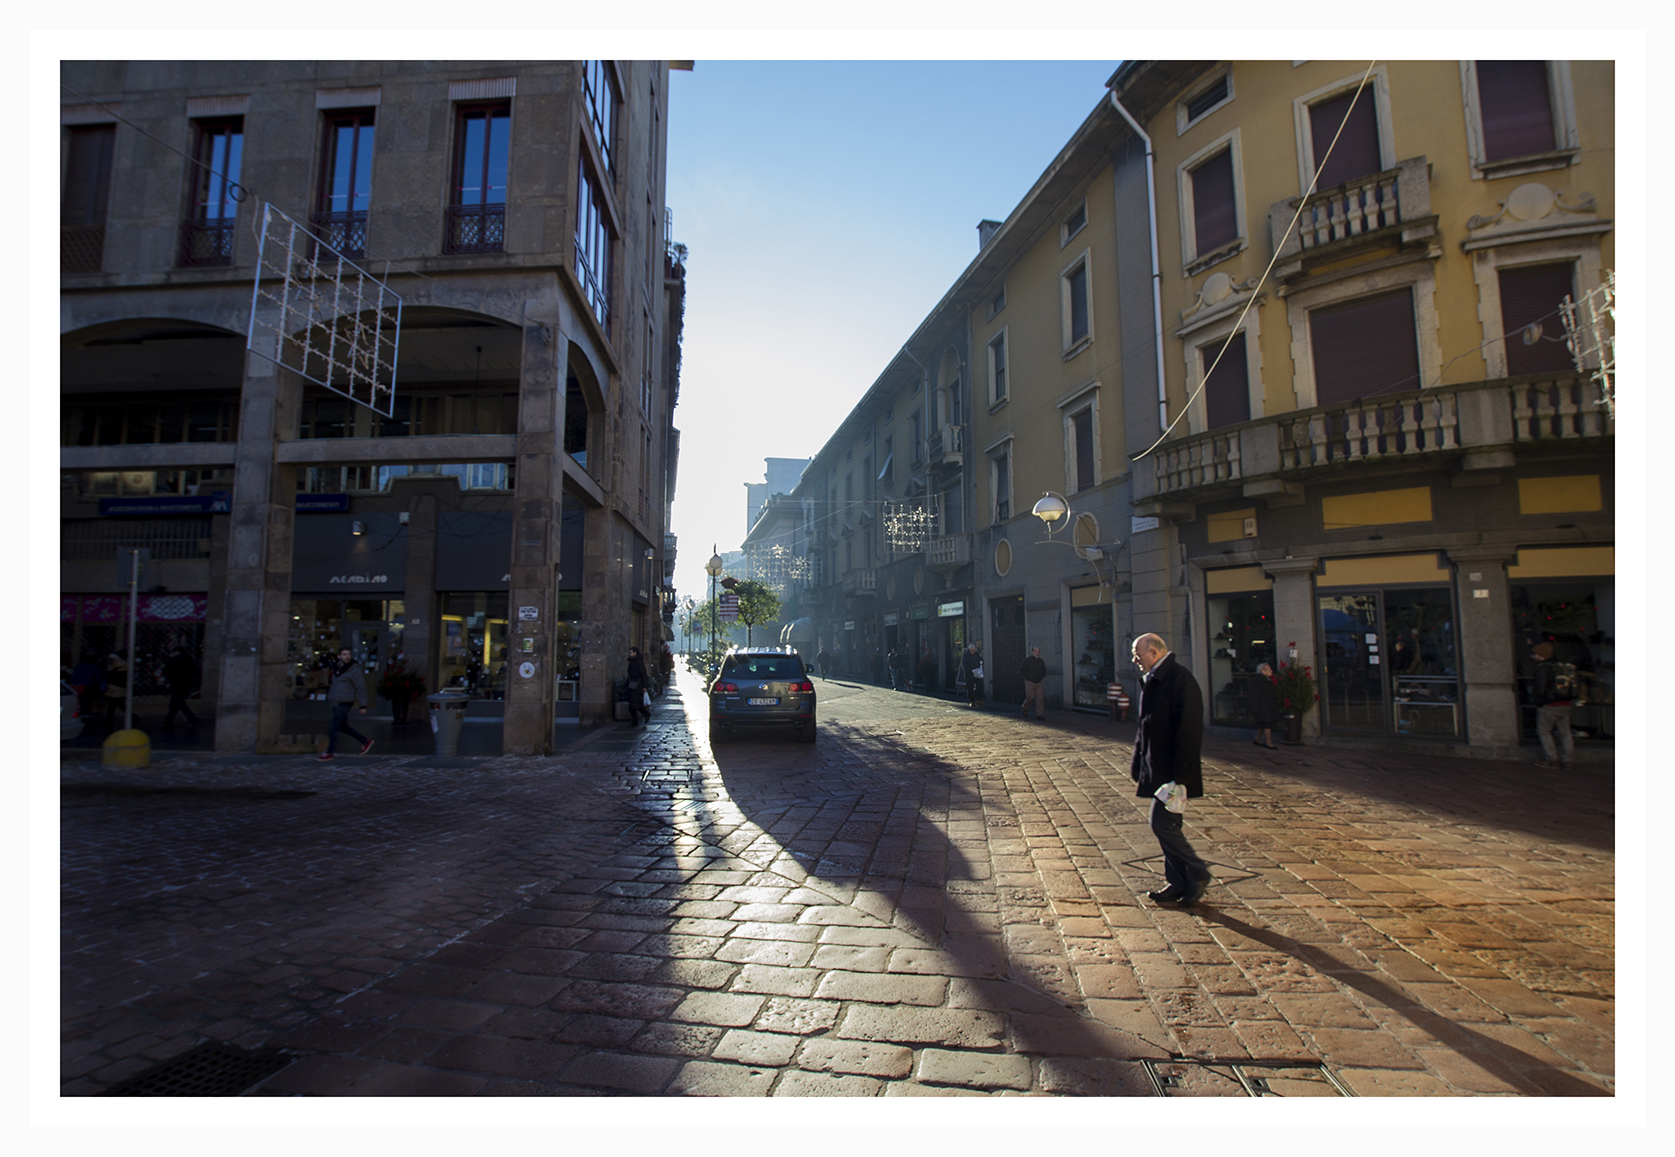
top-left (61, 60), bottom-right (689, 749)
top-left (745, 457), bottom-right (812, 535)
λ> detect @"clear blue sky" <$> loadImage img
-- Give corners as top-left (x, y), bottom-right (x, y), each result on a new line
top-left (666, 60), bottom-right (1120, 603)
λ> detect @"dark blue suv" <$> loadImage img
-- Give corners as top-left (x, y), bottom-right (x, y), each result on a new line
top-left (707, 648), bottom-right (816, 743)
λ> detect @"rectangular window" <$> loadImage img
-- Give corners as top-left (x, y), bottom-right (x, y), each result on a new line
top-left (1184, 74), bottom-right (1230, 125)
top-left (1476, 61), bottom-right (1557, 162)
top-left (1202, 331), bottom-right (1252, 428)
top-left (179, 119), bottom-right (243, 267)
top-left (446, 103), bottom-right (509, 254)
top-left (988, 331), bottom-right (1007, 403)
top-left (62, 123), bottom-right (115, 273)
top-left (1190, 147), bottom-right (1237, 256)
top-left (989, 286), bottom-right (1006, 318)
top-left (992, 449), bottom-right (1011, 522)
top-left (314, 109), bottom-right (375, 259)
top-left (1063, 258), bottom-right (1090, 350)
top-left (1308, 87), bottom-right (1382, 188)
top-left (1310, 289), bottom-right (1420, 405)
top-left (1498, 262), bottom-right (1576, 376)
top-left (583, 60), bottom-right (620, 176)
top-left (1071, 406), bottom-right (1095, 492)
top-left (1061, 201), bottom-right (1087, 245)
top-left (575, 159), bottom-right (614, 330)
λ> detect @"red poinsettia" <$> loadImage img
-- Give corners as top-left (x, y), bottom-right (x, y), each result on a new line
top-left (1274, 644), bottom-right (1318, 714)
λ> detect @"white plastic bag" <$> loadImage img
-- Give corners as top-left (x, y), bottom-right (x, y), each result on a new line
top-left (1154, 781), bottom-right (1186, 814)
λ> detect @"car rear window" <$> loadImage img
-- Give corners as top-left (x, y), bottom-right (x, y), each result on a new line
top-left (725, 657), bottom-right (803, 679)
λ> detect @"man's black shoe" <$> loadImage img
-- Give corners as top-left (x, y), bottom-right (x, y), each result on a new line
top-left (1147, 888), bottom-right (1185, 904)
top-left (1181, 877), bottom-right (1214, 905)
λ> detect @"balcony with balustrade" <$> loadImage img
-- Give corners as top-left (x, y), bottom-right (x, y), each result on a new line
top-left (926, 424), bottom-right (963, 468)
top-left (926, 534), bottom-right (971, 573)
top-left (841, 569), bottom-right (877, 596)
top-left (1268, 155), bottom-right (1437, 283)
top-left (1139, 371), bottom-right (1612, 513)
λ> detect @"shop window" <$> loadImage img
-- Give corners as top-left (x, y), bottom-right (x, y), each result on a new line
top-left (1511, 580), bottom-right (1613, 744)
top-left (1208, 590), bottom-right (1276, 726)
top-left (1317, 586), bottom-right (1460, 738)
top-left (438, 591), bottom-right (510, 699)
top-left (287, 598), bottom-right (406, 703)
top-left (1070, 592), bottom-right (1115, 710)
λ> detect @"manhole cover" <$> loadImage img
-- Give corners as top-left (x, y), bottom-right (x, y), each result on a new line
top-left (95, 1043), bottom-right (293, 1096)
top-left (1143, 1059), bottom-right (1349, 1097)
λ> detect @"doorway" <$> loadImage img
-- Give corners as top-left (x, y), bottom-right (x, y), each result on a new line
top-left (989, 595), bottom-right (1026, 705)
top-left (1318, 587), bottom-right (1461, 738)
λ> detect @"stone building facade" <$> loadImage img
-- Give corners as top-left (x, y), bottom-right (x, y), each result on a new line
top-left (61, 60), bottom-right (687, 752)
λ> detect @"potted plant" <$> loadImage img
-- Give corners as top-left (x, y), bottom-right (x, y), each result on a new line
top-left (1273, 646), bottom-right (1319, 744)
top-left (376, 656), bottom-right (427, 725)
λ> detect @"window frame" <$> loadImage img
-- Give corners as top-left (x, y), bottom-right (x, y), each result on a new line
top-left (178, 117), bottom-right (244, 268)
top-left (1059, 384), bottom-right (1101, 496)
top-left (582, 59), bottom-right (622, 177)
top-left (1180, 294), bottom-right (1266, 435)
top-left (314, 107), bottom-right (376, 259)
top-left (1060, 248), bottom-right (1094, 357)
top-left (1291, 67), bottom-right (1395, 197)
top-left (988, 441), bottom-right (1014, 524)
top-left (1060, 199), bottom-right (1088, 247)
top-left (1285, 263), bottom-right (1441, 410)
top-left (1459, 60), bottom-right (1579, 180)
top-left (574, 152), bottom-right (616, 331)
top-left (1176, 67), bottom-right (1234, 135)
top-left (1469, 239), bottom-right (1603, 379)
top-left (445, 101), bottom-right (511, 255)
top-left (1176, 130), bottom-right (1245, 275)
top-left (987, 328), bottom-right (1009, 408)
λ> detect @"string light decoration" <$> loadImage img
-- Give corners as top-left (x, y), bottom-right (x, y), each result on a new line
top-left (882, 497), bottom-right (939, 555)
top-left (248, 202), bottom-right (401, 417)
top-left (1560, 269), bottom-right (1615, 422)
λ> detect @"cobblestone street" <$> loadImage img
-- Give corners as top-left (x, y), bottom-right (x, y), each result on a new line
top-left (59, 661), bottom-right (1616, 1101)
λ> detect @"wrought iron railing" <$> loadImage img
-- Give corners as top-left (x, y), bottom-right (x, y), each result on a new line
top-left (178, 218), bottom-right (236, 267)
top-left (309, 210), bottom-right (368, 260)
top-left (444, 204), bottom-right (505, 254)
top-left (61, 224), bottom-right (106, 274)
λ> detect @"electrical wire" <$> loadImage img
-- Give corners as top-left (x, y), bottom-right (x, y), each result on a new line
top-left (1133, 60), bottom-right (1379, 461)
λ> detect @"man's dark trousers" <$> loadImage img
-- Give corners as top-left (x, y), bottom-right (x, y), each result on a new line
top-left (328, 702), bottom-right (367, 754)
top-left (1149, 798), bottom-right (1210, 894)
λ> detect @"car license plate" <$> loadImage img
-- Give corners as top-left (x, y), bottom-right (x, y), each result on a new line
top-left (748, 697), bottom-right (778, 706)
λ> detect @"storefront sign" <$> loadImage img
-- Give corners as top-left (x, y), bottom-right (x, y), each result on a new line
top-left (910, 606), bottom-right (929, 620)
top-left (883, 613), bottom-right (898, 626)
top-left (291, 513), bottom-right (406, 593)
top-left (518, 606), bottom-right (539, 620)
top-left (843, 621), bottom-right (855, 631)
top-left (937, 601), bottom-right (965, 618)
top-left (99, 493), bottom-right (230, 516)
top-left (296, 493), bottom-right (349, 512)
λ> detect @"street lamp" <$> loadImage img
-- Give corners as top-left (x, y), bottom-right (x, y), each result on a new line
top-left (705, 547), bottom-right (724, 676)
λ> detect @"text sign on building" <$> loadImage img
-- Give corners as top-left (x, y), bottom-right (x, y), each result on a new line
top-left (883, 613), bottom-right (898, 626)
top-left (518, 606), bottom-right (539, 621)
top-left (937, 601), bottom-right (965, 618)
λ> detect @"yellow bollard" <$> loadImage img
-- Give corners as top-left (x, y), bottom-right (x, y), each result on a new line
top-left (101, 729), bottom-right (151, 769)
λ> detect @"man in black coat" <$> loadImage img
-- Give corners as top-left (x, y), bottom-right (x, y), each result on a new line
top-left (1131, 633), bottom-right (1213, 905)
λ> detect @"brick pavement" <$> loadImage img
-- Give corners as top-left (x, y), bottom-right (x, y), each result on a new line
top-left (60, 662), bottom-right (1614, 1096)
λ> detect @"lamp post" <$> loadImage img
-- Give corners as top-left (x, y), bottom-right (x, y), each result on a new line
top-left (705, 547), bottom-right (724, 677)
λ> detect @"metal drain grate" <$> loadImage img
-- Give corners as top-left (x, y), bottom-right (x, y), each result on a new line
top-left (1143, 1058), bottom-right (1351, 1097)
top-left (95, 1043), bottom-right (294, 1096)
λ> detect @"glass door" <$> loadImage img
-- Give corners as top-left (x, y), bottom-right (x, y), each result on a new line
top-left (344, 621), bottom-right (387, 708)
top-left (1318, 593), bottom-right (1386, 731)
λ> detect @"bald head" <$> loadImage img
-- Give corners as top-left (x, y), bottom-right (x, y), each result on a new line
top-left (1132, 633), bottom-right (1169, 673)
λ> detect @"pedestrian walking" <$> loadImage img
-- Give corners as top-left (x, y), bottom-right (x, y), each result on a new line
top-left (161, 646), bottom-right (200, 730)
top-left (319, 647), bottom-right (372, 760)
top-left (657, 644), bottom-right (675, 696)
top-left (1131, 632), bottom-right (1213, 906)
top-left (625, 646), bottom-right (651, 726)
top-left (895, 648), bottom-right (912, 692)
top-left (102, 650), bottom-right (131, 729)
top-left (959, 643), bottom-right (984, 706)
top-left (1020, 646), bottom-right (1047, 720)
top-left (1531, 642), bottom-right (1576, 769)
top-left (816, 647), bottom-right (831, 680)
top-left (887, 647), bottom-right (902, 690)
top-left (1250, 662), bottom-right (1280, 749)
top-left (70, 652), bottom-right (107, 723)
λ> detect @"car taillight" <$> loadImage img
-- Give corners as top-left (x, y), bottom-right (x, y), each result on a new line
top-left (794, 681), bottom-right (813, 694)
top-left (715, 682), bottom-right (738, 694)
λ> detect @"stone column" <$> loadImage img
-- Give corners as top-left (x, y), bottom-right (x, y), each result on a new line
top-left (1448, 545), bottom-right (1522, 755)
top-left (579, 509), bottom-right (624, 726)
top-left (214, 342), bottom-right (301, 753)
top-left (503, 305), bottom-right (566, 756)
top-left (1264, 556), bottom-right (1322, 740)
top-left (401, 492), bottom-right (437, 686)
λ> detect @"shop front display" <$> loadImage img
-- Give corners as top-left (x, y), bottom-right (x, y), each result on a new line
top-left (287, 598), bottom-right (407, 705)
top-left (1205, 567), bottom-right (1276, 727)
top-left (1069, 586), bottom-right (1114, 710)
top-left (438, 591), bottom-right (509, 699)
top-left (1508, 546), bottom-right (1614, 745)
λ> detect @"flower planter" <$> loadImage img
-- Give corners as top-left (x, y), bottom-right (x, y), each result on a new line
top-left (1282, 713), bottom-right (1304, 745)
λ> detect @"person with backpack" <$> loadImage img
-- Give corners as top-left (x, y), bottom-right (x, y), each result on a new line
top-left (1531, 642), bottom-right (1576, 770)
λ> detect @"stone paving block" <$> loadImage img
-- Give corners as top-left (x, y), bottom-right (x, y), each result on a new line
top-left (1035, 1056), bottom-right (1157, 1096)
top-left (837, 1006), bottom-right (1005, 1049)
top-left (1337, 1066), bottom-right (1457, 1096)
top-left (795, 1038), bottom-right (916, 1079)
top-left (1084, 998), bottom-right (1172, 1043)
top-left (753, 997), bottom-right (842, 1037)
top-left (1304, 1027), bottom-right (1426, 1070)
top-left (728, 964), bottom-right (821, 997)
top-left (553, 1014), bottom-right (644, 1048)
top-left (557, 1050), bottom-right (682, 1094)
top-left (798, 905), bottom-right (885, 928)
top-left (810, 944), bottom-right (890, 972)
top-left (256, 1053), bottom-right (384, 1095)
top-left (1009, 1010), bottom-right (1171, 1060)
top-left (773, 1069), bottom-right (884, 1096)
top-left (713, 1028), bottom-right (800, 1066)
top-left (630, 1021), bottom-right (726, 1057)
top-left (423, 1033), bottom-right (580, 1080)
top-left (671, 991), bottom-right (766, 1027)
top-left (547, 980), bottom-right (685, 1020)
top-left (667, 1060), bottom-right (777, 1096)
top-left (466, 972), bottom-right (570, 1007)
top-left (348, 1063), bottom-right (490, 1096)
top-left (728, 920), bottom-right (823, 943)
top-left (715, 938), bottom-right (816, 968)
top-left (358, 1025), bottom-right (457, 1063)
top-left (915, 1048), bottom-right (1032, 1091)
top-left (395, 997), bottom-right (502, 1032)
top-left (815, 971), bottom-right (947, 1007)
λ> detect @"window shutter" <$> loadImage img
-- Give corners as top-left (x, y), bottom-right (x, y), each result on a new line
top-left (1309, 89), bottom-right (1382, 188)
top-left (1073, 409), bottom-right (1095, 491)
top-left (1477, 61), bottom-right (1556, 161)
top-left (1192, 148), bottom-right (1237, 254)
top-left (1310, 289), bottom-right (1421, 405)
top-left (1498, 263), bottom-right (1576, 376)
top-left (1202, 331), bottom-right (1251, 428)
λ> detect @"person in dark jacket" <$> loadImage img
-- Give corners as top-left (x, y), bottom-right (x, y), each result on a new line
top-left (161, 647), bottom-right (200, 729)
top-left (815, 648), bottom-right (832, 679)
top-left (1249, 662), bottom-right (1281, 750)
top-left (1131, 633), bottom-right (1212, 906)
top-left (959, 644), bottom-right (983, 706)
top-left (625, 646), bottom-right (650, 726)
top-left (1531, 641), bottom-right (1575, 769)
top-left (319, 647), bottom-right (371, 759)
top-left (70, 653), bottom-right (107, 722)
top-left (1020, 646), bottom-right (1048, 720)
